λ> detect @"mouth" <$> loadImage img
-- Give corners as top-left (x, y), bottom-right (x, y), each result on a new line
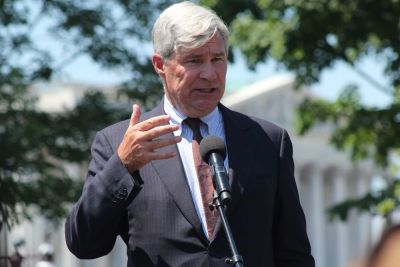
top-left (194, 88), bottom-right (217, 93)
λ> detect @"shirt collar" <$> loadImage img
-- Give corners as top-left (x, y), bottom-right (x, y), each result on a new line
top-left (163, 96), bottom-right (222, 136)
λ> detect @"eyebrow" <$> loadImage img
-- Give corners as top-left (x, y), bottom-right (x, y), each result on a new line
top-left (183, 51), bottom-right (226, 60)
top-left (213, 52), bottom-right (226, 57)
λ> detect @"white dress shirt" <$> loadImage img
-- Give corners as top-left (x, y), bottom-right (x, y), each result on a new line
top-left (163, 96), bottom-right (228, 238)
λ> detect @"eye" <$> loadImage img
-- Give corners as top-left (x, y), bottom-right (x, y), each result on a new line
top-left (186, 58), bottom-right (202, 64)
top-left (212, 56), bottom-right (225, 63)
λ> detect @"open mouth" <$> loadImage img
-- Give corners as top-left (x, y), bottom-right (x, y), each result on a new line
top-left (195, 88), bottom-right (217, 93)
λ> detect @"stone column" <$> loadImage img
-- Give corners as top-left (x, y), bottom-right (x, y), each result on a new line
top-left (355, 169), bottom-right (372, 258)
top-left (310, 166), bottom-right (325, 266)
top-left (333, 169), bottom-right (348, 267)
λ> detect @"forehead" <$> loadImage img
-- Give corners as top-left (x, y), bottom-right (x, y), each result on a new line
top-left (176, 33), bottom-right (226, 58)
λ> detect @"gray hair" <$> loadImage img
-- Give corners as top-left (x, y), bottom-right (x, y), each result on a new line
top-left (152, 1), bottom-right (229, 60)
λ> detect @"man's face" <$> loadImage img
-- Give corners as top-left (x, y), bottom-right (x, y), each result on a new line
top-left (153, 32), bottom-right (227, 118)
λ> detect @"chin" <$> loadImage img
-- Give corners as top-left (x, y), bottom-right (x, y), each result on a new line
top-left (184, 100), bottom-right (220, 117)
top-left (194, 107), bottom-right (217, 117)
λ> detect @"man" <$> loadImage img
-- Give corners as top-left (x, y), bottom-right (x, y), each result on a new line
top-left (65, 2), bottom-right (315, 266)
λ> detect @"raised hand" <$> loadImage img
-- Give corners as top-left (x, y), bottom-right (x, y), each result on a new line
top-left (117, 104), bottom-right (182, 173)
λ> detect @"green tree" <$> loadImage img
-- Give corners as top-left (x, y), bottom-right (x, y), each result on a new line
top-left (0, 0), bottom-right (175, 229)
top-left (202, 0), bottom-right (400, 224)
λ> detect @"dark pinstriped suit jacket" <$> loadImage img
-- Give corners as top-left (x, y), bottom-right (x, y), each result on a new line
top-left (65, 101), bottom-right (315, 267)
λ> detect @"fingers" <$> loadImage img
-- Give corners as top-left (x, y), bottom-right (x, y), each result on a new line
top-left (118, 135), bottom-right (181, 173)
top-left (129, 104), bottom-right (178, 139)
top-left (120, 106), bottom-right (182, 172)
top-left (130, 114), bottom-right (179, 142)
top-left (146, 137), bottom-right (182, 160)
top-left (144, 124), bottom-right (179, 140)
top-left (148, 136), bottom-right (182, 151)
top-left (133, 115), bottom-right (171, 131)
top-left (130, 104), bottom-right (141, 127)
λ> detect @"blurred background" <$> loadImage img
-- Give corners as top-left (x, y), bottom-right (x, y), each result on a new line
top-left (1, 0), bottom-right (399, 266)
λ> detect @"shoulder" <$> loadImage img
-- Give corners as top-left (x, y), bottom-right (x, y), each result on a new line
top-left (220, 104), bottom-right (286, 144)
top-left (100, 119), bottom-right (130, 137)
top-left (91, 119), bottom-right (130, 152)
top-left (99, 101), bottom-right (164, 137)
top-left (250, 116), bottom-right (286, 141)
top-left (249, 116), bottom-right (283, 134)
top-left (101, 117), bottom-right (131, 134)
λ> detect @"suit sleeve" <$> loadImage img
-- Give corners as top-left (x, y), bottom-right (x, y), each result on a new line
top-left (273, 129), bottom-right (315, 267)
top-left (65, 131), bottom-right (142, 259)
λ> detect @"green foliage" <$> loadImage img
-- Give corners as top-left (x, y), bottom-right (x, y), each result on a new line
top-left (328, 179), bottom-right (400, 221)
top-left (296, 84), bottom-right (400, 168)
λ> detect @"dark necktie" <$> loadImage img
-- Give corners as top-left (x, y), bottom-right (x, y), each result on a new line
top-left (184, 117), bottom-right (219, 239)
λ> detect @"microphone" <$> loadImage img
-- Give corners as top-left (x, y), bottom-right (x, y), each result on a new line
top-left (200, 136), bottom-right (231, 205)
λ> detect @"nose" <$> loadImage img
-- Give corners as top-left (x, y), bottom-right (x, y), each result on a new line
top-left (199, 62), bottom-right (217, 81)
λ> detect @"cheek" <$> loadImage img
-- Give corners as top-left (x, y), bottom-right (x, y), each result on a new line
top-left (174, 68), bottom-right (192, 87)
top-left (177, 72), bottom-right (198, 95)
top-left (165, 64), bottom-right (184, 83)
top-left (218, 65), bottom-right (227, 80)
top-left (180, 68), bottom-right (196, 81)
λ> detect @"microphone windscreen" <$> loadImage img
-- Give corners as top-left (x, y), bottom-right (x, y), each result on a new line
top-left (200, 136), bottom-right (226, 162)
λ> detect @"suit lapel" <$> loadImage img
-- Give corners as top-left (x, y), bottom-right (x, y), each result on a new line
top-left (223, 104), bottom-right (256, 214)
top-left (141, 101), bottom-right (208, 243)
top-left (210, 104), bottom-right (257, 241)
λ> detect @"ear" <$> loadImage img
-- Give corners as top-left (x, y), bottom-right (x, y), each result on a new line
top-left (152, 53), bottom-right (166, 77)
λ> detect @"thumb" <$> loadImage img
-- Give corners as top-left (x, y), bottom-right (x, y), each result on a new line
top-left (130, 104), bottom-right (141, 126)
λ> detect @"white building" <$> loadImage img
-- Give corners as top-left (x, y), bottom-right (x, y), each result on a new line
top-left (3, 76), bottom-right (376, 267)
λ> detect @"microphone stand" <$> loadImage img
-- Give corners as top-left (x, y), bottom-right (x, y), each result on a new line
top-left (210, 170), bottom-right (244, 267)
